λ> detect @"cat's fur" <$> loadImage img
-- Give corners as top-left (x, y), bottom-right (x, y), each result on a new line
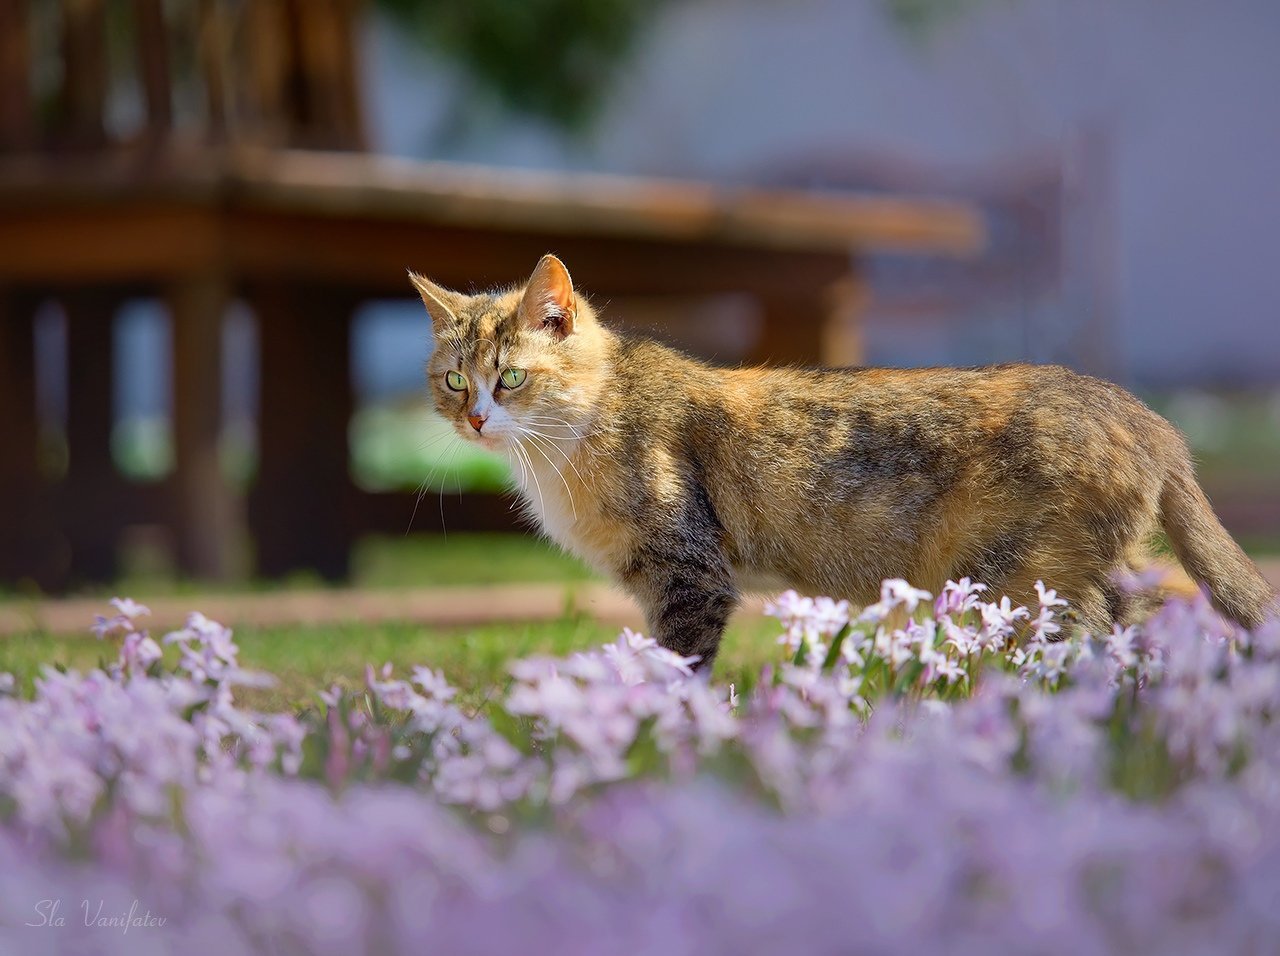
top-left (413, 255), bottom-right (1277, 670)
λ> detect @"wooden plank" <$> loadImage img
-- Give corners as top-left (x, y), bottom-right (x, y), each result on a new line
top-left (749, 294), bottom-right (829, 366)
top-left (57, 0), bottom-right (108, 148)
top-left (225, 209), bottom-right (856, 298)
top-left (249, 283), bottom-right (355, 578)
top-left (242, 0), bottom-right (290, 145)
top-left (820, 274), bottom-right (870, 367)
top-left (227, 150), bottom-right (986, 255)
top-left (0, 205), bottom-right (221, 282)
top-left (170, 275), bottom-right (241, 579)
top-left (0, 0), bottom-right (34, 150)
top-left (0, 150), bottom-right (986, 257)
top-left (354, 489), bottom-right (530, 537)
top-left (61, 289), bottom-right (121, 581)
top-left (134, 0), bottom-right (173, 138)
top-left (0, 289), bottom-right (60, 586)
top-left (196, 0), bottom-right (229, 138)
top-left (0, 202), bottom-right (854, 298)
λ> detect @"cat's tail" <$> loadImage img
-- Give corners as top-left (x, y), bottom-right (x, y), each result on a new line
top-left (1159, 464), bottom-right (1277, 629)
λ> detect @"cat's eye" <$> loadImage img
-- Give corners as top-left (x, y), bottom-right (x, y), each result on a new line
top-left (445, 370), bottom-right (468, 391)
top-left (500, 368), bottom-right (527, 389)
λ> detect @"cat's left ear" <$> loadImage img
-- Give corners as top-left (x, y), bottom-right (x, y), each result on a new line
top-left (519, 254), bottom-right (576, 339)
top-left (408, 271), bottom-right (465, 331)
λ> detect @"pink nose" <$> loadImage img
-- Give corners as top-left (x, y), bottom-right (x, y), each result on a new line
top-left (468, 414), bottom-right (486, 433)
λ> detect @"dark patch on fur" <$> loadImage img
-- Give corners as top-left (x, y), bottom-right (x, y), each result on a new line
top-left (1101, 580), bottom-right (1127, 625)
top-left (960, 525), bottom-right (1038, 590)
top-left (620, 467), bottom-right (738, 670)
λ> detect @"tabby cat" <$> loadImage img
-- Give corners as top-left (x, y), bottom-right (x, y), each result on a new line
top-left (413, 255), bottom-right (1276, 670)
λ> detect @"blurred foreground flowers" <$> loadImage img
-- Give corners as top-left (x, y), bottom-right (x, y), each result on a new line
top-left (3, 583), bottom-right (1280, 954)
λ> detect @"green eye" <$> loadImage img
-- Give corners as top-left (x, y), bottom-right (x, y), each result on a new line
top-left (500, 368), bottom-right (527, 389)
top-left (445, 370), bottom-right (468, 391)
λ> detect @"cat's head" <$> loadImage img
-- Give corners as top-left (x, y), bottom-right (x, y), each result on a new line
top-left (412, 255), bottom-right (607, 449)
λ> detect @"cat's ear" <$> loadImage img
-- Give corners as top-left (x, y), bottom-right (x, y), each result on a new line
top-left (408, 272), bottom-right (465, 331)
top-left (519, 254), bottom-right (576, 339)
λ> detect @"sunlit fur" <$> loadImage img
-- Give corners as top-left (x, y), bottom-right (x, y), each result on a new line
top-left (414, 257), bottom-right (1277, 670)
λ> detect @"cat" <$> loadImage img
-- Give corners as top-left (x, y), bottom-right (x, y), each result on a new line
top-left (412, 254), bottom-right (1277, 671)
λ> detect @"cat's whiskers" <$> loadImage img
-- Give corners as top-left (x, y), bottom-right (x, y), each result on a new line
top-left (510, 439), bottom-right (547, 521)
top-left (516, 427), bottom-right (579, 522)
top-left (408, 431), bottom-right (466, 534)
top-left (522, 414), bottom-right (610, 441)
top-left (505, 439), bottom-right (531, 509)
top-left (518, 426), bottom-right (589, 495)
top-left (439, 440), bottom-right (464, 536)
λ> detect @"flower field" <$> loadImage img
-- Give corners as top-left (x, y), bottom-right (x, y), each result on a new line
top-left (3, 580), bottom-right (1280, 954)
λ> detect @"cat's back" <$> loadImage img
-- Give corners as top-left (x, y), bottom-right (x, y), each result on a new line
top-left (599, 339), bottom-right (1176, 490)
top-left (726, 360), bottom-right (1168, 456)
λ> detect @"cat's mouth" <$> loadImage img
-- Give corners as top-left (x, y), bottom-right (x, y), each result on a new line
top-left (459, 426), bottom-right (508, 450)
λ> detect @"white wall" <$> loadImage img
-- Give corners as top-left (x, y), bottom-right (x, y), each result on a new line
top-left (365, 0), bottom-right (1280, 386)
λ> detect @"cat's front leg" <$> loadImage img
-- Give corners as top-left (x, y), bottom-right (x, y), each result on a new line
top-left (622, 549), bottom-right (739, 673)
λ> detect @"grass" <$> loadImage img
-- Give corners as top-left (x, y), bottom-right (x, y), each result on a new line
top-left (0, 532), bottom-right (599, 603)
top-left (349, 532), bottom-right (597, 589)
top-left (2, 532), bottom-right (608, 711)
top-left (0, 612), bottom-right (782, 713)
top-left (0, 530), bottom-right (774, 711)
top-left (0, 527), bottom-right (787, 719)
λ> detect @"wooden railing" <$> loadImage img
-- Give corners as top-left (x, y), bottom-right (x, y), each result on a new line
top-left (0, 0), bottom-right (366, 154)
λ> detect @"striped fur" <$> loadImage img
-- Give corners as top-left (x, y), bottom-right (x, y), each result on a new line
top-left (413, 256), bottom-right (1277, 669)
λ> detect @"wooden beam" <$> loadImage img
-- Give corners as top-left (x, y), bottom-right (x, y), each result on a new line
top-left (242, 0), bottom-right (290, 146)
top-left (196, 0), bottom-right (229, 139)
top-left (134, 0), bottom-right (173, 138)
top-left (224, 211), bottom-right (855, 298)
top-left (0, 205), bottom-right (222, 283)
top-left (820, 274), bottom-right (870, 367)
top-left (61, 289), bottom-right (121, 581)
top-left (0, 0), bottom-right (34, 150)
top-left (354, 490), bottom-right (529, 538)
top-left (227, 151), bottom-right (986, 256)
top-left (57, 0), bottom-right (108, 148)
top-left (749, 294), bottom-right (828, 367)
top-left (169, 274), bottom-right (241, 579)
top-left (0, 150), bottom-right (986, 257)
top-left (0, 289), bottom-right (61, 587)
top-left (249, 282), bottom-right (355, 579)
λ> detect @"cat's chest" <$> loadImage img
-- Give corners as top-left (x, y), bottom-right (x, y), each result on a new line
top-left (510, 445), bottom-right (612, 566)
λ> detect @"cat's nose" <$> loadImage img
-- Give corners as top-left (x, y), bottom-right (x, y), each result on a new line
top-left (467, 414), bottom-right (486, 433)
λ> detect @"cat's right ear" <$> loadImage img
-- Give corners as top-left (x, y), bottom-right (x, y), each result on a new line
top-left (408, 272), bottom-right (464, 331)
top-left (519, 254), bottom-right (576, 339)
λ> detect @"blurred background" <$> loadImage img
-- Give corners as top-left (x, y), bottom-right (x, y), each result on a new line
top-left (1, 0), bottom-right (1277, 598)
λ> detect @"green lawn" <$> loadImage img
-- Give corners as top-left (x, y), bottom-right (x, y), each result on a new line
top-left (0, 612), bottom-right (782, 713)
top-left (14, 532), bottom-right (598, 603)
top-left (0, 530), bottom-right (778, 710)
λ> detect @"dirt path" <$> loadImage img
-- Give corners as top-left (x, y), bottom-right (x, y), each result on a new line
top-left (0, 583), bottom-right (644, 637)
top-left (3, 561), bottom-right (1277, 639)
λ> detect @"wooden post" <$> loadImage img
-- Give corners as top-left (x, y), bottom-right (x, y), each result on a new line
top-left (244, 0), bottom-right (290, 146)
top-left (249, 283), bottom-right (355, 579)
top-left (196, 0), bottom-right (230, 139)
top-left (750, 294), bottom-right (828, 367)
top-left (0, 0), bottom-right (34, 150)
top-left (134, 0), bottom-right (173, 139)
top-left (749, 272), bottom-right (867, 368)
top-left (820, 274), bottom-right (869, 368)
top-left (61, 290), bottom-right (121, 582)
top-left (57, 0), bottom-right (108, 148)
top-left (169, 275), bottom-right (241, 579)
top-left (0, 290), bottom-right (59, 587)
